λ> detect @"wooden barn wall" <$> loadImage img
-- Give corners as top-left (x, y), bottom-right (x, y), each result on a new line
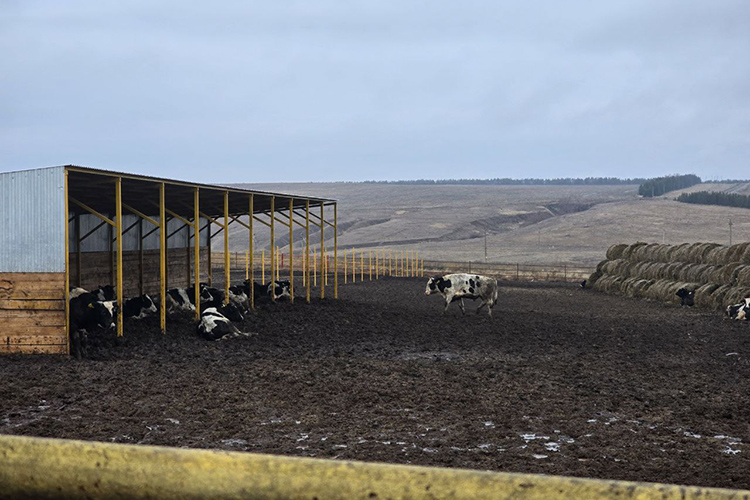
top-left (70, 248), bottom-right (209, 297)
top-left (0, 273), bottom-right (66, 354)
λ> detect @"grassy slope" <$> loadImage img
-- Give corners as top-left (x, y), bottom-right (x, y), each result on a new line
top-left (225, 182), bottom-right (750, 267)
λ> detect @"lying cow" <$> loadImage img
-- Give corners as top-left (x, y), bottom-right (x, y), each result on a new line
top-left (425, 273), bottom-right (498, 317)
top-left (123, 294), bottom-right (158, 319)
top-left (164, 286), bottom-right (213, 313)
top-left (198, 307), bottom-right (255, 341)
top-left (727, 298), bottom-right (750, 320)
top-left (243, 280), bottom-right (292, 302)
top-left (69, 292), bottom-right (116, 359)
top-left (676, 288), bottom-right (694, 307)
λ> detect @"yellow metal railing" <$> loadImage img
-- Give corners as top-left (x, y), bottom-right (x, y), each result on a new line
top-left (1, 435), bottom-right (746, 500)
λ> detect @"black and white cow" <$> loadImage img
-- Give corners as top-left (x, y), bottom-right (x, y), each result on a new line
top-left (425, 273), bottom-right (499, 317)
top-left (676, 288), bottom-right (694, 307)
top-left (93, 285), bottom-right (116, 301)
top-left (197, 307), bottom-right (255, 341)
top-left (123, 294), bottom-right (158, 319)
top-left (580, 280), bottom-right (587, 289)
top-left (726, 298), bottom-right (750, 320)
top-left (268, 280), bottom-right (291, 301)
top-left (69, 287), bottom-right (89, 299)
top-left (228, 285), bottom-right (250, 311)
top-left (69, 292), bottom-right (116, 359)
top-left (164, 286), bottom-right (213, 313)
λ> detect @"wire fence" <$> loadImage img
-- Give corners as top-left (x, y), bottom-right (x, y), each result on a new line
top-left (209, 251), bottom-right (593, 284)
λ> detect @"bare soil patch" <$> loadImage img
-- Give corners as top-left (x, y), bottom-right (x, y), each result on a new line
top-left (1, 278), bottom-right (749, 489)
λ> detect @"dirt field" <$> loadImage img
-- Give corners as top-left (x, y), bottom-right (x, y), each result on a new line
top-left (1, 278), bottom-right (749, 489)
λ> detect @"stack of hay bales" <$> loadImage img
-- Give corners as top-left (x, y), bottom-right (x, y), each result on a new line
top-left (589, 241), bottom-right (750, 310)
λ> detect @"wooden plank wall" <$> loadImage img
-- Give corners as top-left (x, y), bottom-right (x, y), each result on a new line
top-left (0, 273), bottom-right (66, 354)
top-left (70, 248), bottom-right (209, 297)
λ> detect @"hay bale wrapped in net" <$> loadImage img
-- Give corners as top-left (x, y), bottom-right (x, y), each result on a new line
top-left (695, 283), bottom-right (720, 309)
top-left (711, 262), bottom-right (745, 286)
top-left (661, 262), bottom-right (682, 280)
top-left (631, 243), bottom-right (660, 262)
top-left (595, 259), bottom-right (609, 273)
top-left (587, 270), bottom-right (603, 287)
top-left (734, 266), bottom-right (750, 287)
top-left (622, 278), bottom-right (654, 298)
top-left (707, 285), bottom-right (732, 310)
top-left (679, 263), bottom-right (710, 284)
top-left (592, 275), bottom-right (624, 294)
top-left (686, 242), bottom-right (723, 264)
top-left (727, 242), bottom-right (750, 263)
top-left (652, 244), bottom-right (673, 263)
top-left (620, 242), bottom-right (648, 261)
top-left (605, 244), bottom-right (628, 261)
top-left (667, 243), bottom-right (691, 262)
top-left (705, 245), bottom-right (730, 266)
top-left (722, 286), bottom-right (750, 310)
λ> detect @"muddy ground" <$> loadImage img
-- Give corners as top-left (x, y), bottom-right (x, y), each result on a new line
top-left (1, 278), bottom-right (749, 489)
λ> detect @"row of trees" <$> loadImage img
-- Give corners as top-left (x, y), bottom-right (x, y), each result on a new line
top-left (361, 177), bottom-right (647, 186)
top-left (638, 174), bottom-right (702, 197)
top-left (677, 191), bottom-right (750, 209)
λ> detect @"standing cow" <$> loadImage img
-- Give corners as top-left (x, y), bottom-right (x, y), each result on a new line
top-left (425, 273), bottom-right (498, 317)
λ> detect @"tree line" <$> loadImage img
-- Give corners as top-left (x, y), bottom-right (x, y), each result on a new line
top-left (677, 191), bottom-right (750, 209)
top-left (638, 174), bottom-right (702, 197)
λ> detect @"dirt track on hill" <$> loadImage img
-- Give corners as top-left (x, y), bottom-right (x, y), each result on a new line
top-left (1, 278), bottom-right (749, 489)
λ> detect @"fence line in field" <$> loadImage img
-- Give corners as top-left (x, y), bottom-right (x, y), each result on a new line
top-left (210, 251), bottom-right (592, 284)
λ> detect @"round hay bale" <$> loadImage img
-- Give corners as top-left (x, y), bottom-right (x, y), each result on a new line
top-left (695, 283), bottom-right (720, 308)
top-left (711, 262), bottom-right (744, 286)
top-left (705, 245), bottom-right (730, 266)
top-left (734, 266), bottom-right (750, 287)
top-left (688, 242), bottom-right (723, 264)
top-left (665, 243), bottom-right (686, 262)
top-left (722, 286), bottom-right (750, 310)
top-left (653, 244), bottom-right (673, 262)
top-left (621, 242), bottom-right (648, 261)
top-left (740, 244), bottom-right (750, 264)
top-left (727, 242), bottom-right (750, 263)
top-left (595, 259), bottom-right (609, 273)
top-left (605, 244), bottom-right (628, 261)
top-left (632, 243), bottom-right (660, 262)
top-left (587, 270), bottom-right (603, 287)
top-left (707, 285), bottom-right (733, 310)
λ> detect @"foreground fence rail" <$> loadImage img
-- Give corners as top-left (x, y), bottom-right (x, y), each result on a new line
top-left (1, 435), bottom-right (747, 500)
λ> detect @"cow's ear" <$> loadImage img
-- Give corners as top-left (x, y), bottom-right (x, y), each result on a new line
top-left (88, 302), bottom-right (94, 309)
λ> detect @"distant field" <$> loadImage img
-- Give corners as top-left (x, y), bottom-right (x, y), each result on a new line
top-left (224, 182), bottom-right (750, 267)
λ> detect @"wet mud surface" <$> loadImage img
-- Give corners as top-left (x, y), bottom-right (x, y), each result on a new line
top-left (2, 278), bottom-right (749, 489)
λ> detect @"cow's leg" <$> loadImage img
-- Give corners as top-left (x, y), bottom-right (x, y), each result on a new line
top-left (476, 300), bottom-right (487, 314)
top-left (458, 298), bottom-right (466, 315)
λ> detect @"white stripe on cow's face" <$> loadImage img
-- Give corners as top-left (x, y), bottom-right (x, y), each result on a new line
top-left (101, 300), bottom-right (115, 316)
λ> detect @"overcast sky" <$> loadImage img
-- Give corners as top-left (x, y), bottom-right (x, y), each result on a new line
top-left (2, 1), bottom-right (749, 182)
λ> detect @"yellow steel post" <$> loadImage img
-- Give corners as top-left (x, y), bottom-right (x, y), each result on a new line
top-left (75, 214), bottom-right (81, 287)
top-left (249, 194), bottom-right (254, 310)
top-left (276, 246), bottom-right (280, 281)
top-left (289, 198), bottom-right (294, 303)
top-left (159, 183), bottom-right (166, 334)
top-left (305, 200), bottom-right (310, 303)
top-left (313, 248), bottom-right (317, 286)
top-left (245, 251), bottom-right (248, 281)
top-left (375, 248), bottom-right (379, 279)
top-left (352, 247), bottom-right (356, 283)
top-left (320, 203), bottom-right (325, 299)
top-left (369, 250), bottom-right (372, 281)
top-left (64, 169), bottom-right (70, 355)
top-left (271, 196), bottom-right (276, 292)
top-left (389, 249), bottom-right (392, 276)
top-left (207, 225), bottom-right (212, 287)
top-left (194, 188), bottom-right (200, 320)
top-left (115, 177), bottom-right (124, 337)
top-left (344, 249), bottom-right (348, 285)
top-left (224, 191), bottom-right (230, 305)
top-left (334, 203), bottom-right (338, 299)
top-left (261, 250), bottom-right (265, 284)
top-left (360, 250), bottom-right (364, 281)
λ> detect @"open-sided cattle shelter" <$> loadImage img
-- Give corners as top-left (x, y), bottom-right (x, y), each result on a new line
top-left (0, 165), bottom-right (337, 355)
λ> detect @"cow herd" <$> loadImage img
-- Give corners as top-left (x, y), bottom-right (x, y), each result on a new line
top-left (67, 280), bottom-right (292, 358)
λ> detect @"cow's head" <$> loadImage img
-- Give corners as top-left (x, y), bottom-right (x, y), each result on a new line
top-left (425, 276), bottom-right (450, 295)
top-left (142, 294), bottom-right (158, 314)
top-left (89, 300), bottom-right (116, 330)
top-left (221, 302), bottom-right (244, 322)
top-left (270, 280), bottom-right (291, 300)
